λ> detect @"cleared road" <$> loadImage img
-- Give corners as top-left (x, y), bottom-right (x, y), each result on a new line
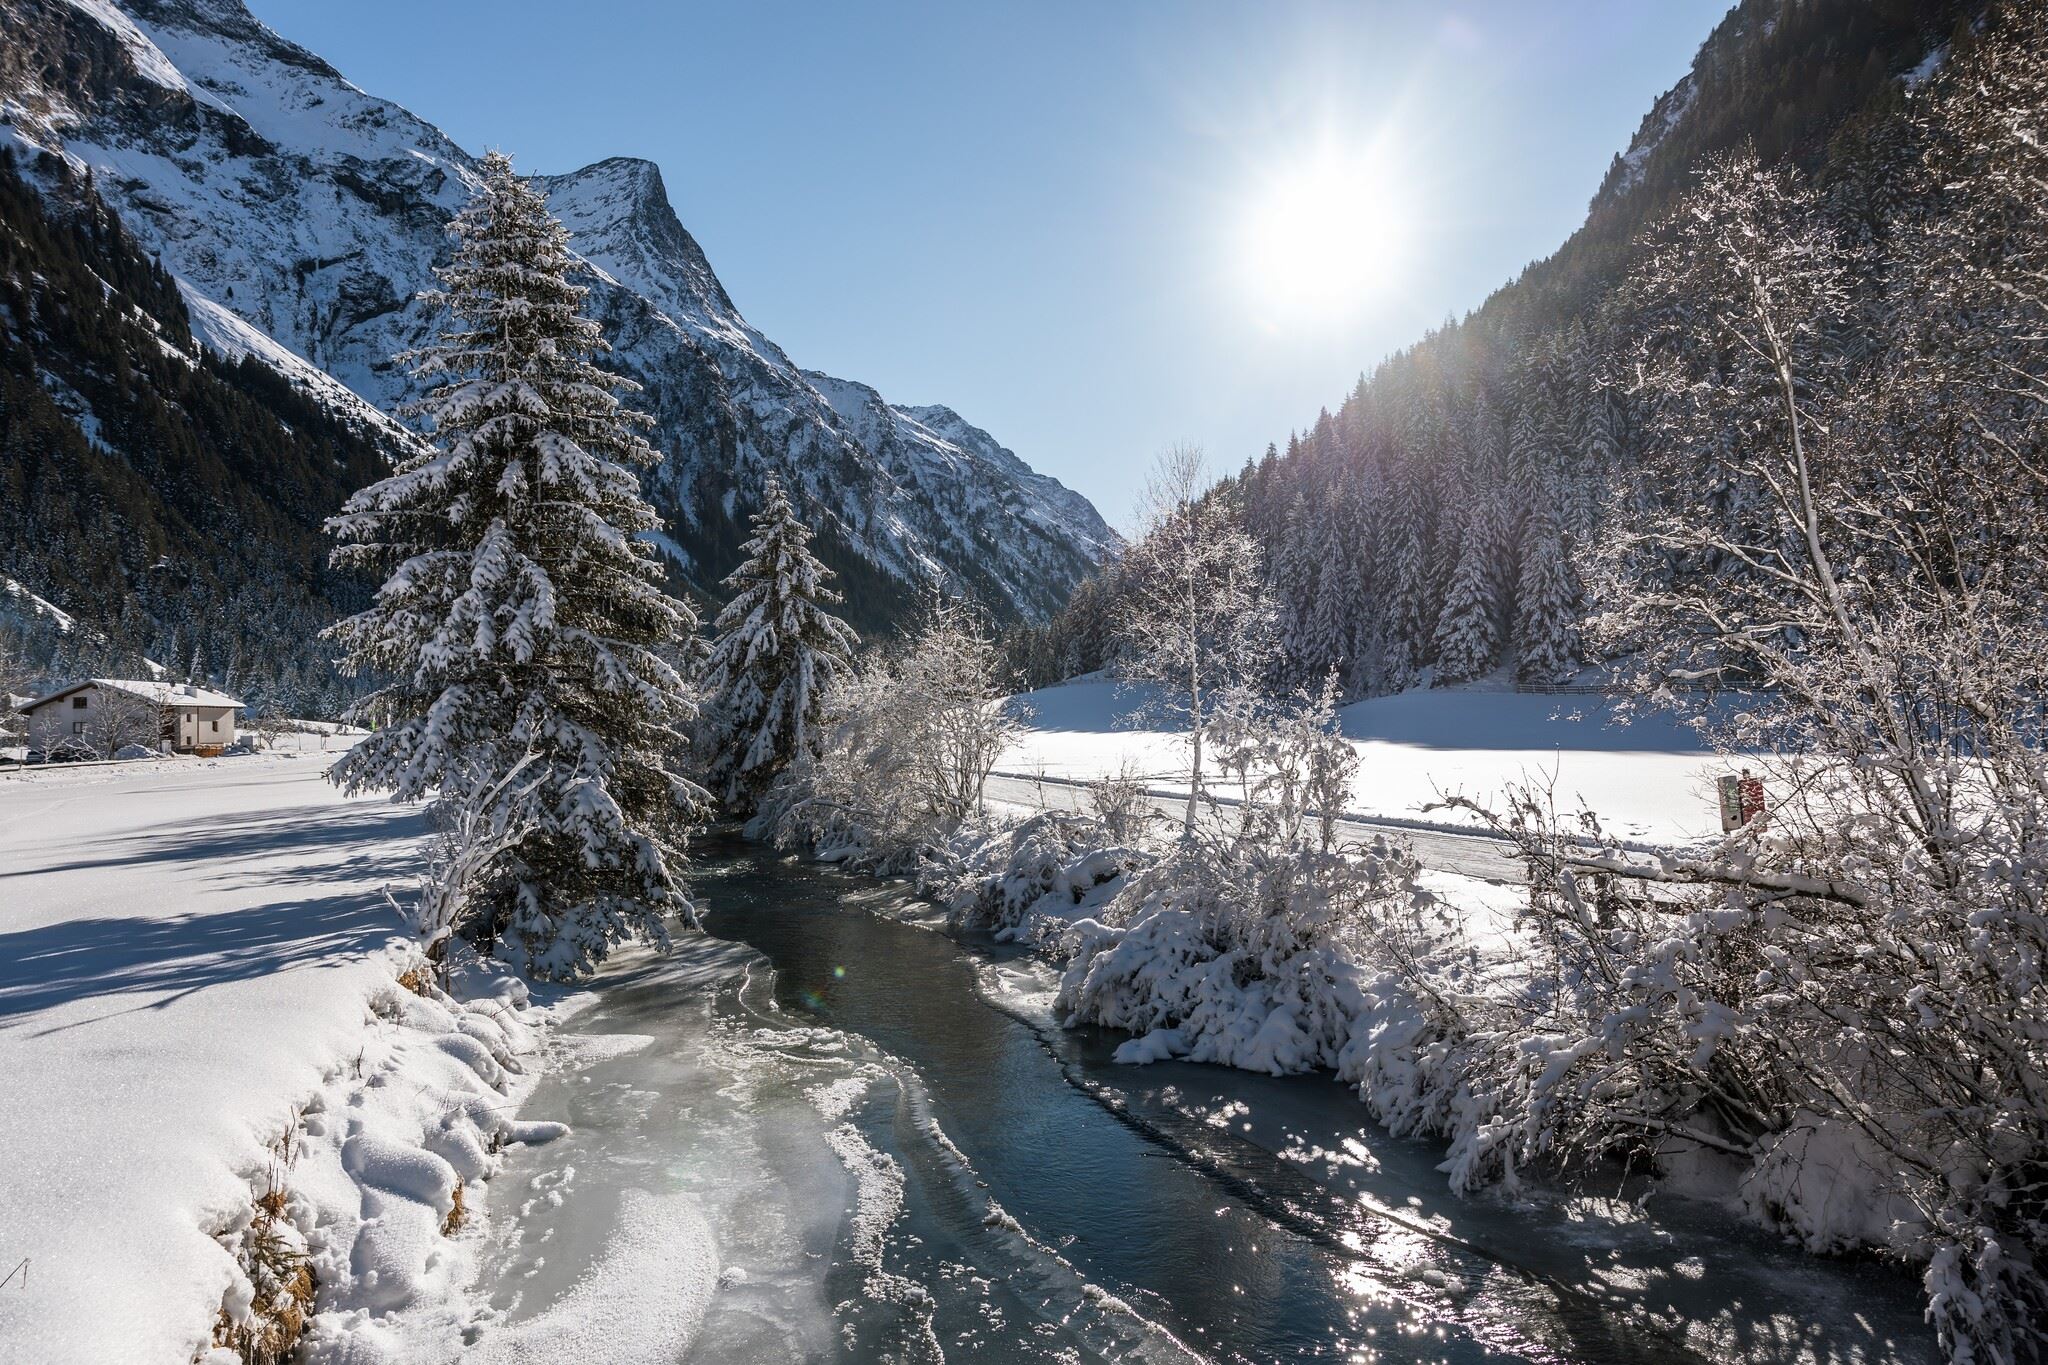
top-left (985, 771), bottom-right (1530, 883)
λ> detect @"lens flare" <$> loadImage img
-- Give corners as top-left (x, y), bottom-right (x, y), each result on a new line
top-left (1239, 141), bottom-right (1408, 324)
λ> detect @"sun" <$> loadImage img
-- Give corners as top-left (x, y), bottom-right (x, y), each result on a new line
top-left (1240, 144), bottom-right (1407, 325)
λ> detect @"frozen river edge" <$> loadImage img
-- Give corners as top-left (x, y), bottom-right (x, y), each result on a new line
top-left (459, 837), bottom-right (1935, 1365)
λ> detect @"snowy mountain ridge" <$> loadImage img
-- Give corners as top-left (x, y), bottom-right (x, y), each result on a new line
top-left (0, 0), bottom-right (1114, 625)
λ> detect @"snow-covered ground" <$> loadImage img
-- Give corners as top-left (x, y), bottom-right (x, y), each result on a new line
top-left (1000, 676), bottom-right (1733, 845)
top-left (0, 749), bottom-right (556, 1364)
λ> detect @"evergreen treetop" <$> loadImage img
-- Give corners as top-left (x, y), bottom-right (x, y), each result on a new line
top-left (700, 472), bottom-right (860, 808)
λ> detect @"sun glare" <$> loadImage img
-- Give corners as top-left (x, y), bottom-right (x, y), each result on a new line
top-left (1240, 144), bottom-right (1407, 325)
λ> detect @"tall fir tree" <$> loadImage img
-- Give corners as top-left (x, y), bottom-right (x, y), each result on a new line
top-left (1382, 497), bottom-right (1433, 691)
top-left (326, 151), bottom-right (704, 979)
top-left (1515, 496), bottom-right (1580, 683)
top-left (1431, 503), bottom-right (1502, 684)
top-left (1271, 494), bottom-right (1320, 687)
top-left (1305, 510), bottom-right (1353, 685)
top-left (700, 473), bottom-right (859, 811)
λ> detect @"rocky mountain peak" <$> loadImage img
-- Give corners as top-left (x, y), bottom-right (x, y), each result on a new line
top-left (0, 0), bottom-right (1113, 627)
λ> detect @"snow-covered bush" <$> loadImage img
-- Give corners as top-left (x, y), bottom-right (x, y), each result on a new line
top-left (1082, 763), bottom-right (1157, 848)
top-left (762, 592), bottom-right (1019, 872)
top-left (945, 812), bottom-right (1140, 944)
top-left (1054, 685), bottom-right (1427, 1076)
top-left (1059, 831), bottom-right (1425, 1076)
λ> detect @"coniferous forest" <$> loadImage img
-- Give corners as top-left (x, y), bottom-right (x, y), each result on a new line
top-left (1003, 0), bottom-right (1999, 697)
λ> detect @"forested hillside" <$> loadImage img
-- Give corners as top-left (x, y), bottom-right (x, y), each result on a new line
top-left (0, 147), bottom-right (399, 712)
top-left (1008, 0), bottom-right (1991, 694)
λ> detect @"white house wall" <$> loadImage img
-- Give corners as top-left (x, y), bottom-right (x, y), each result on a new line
top-left (21, 688), bottom-right (242, 753)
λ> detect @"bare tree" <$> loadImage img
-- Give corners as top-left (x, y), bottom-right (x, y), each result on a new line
top-left (89, 685), bottom-right (172, 758)
top-left (1113, 446), bottom-right (1275, 836)
top-left (1539, 143), bottom-right (2048, 1362)
top-left (892, 591), bottom-right (1023, 823)
top-left (764, 590), bottom-right (1025, 866)
top-left (247, 702), bottom-right (298, 752)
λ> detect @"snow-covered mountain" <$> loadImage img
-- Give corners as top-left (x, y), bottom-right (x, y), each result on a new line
top-left (0, 0), bottom-right (1114, 626)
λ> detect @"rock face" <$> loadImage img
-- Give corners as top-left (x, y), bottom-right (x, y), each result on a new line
top-left (0, 0), bottom-right (1115, 628)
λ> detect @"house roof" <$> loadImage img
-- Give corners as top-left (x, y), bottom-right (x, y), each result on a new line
top-left (18, 678), bottom-right (245, 713)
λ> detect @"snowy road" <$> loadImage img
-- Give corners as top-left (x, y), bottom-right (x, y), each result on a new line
top-left (0, 752), bottom-right (425, 1364)
top-left (986, 771), bottom-right (1533, 883)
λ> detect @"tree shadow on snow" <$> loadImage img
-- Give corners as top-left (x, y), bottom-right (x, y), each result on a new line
top-left (0, 800), bottom-right (429, 1028)
top-left (2, 801), bottom-right (424, 882)
top-left (0, 891), bottom-right (406, 1028)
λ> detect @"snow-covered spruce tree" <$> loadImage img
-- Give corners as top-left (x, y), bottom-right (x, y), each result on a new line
top-left (1430, 504), bottom-right (1500, 684)
top-left (1270, 496), bottom-right (1320, 689)
top-left (326, 151), bottom-right (704, 979)
top-left (1513, 496), bottom-right (1578, 683)
top-left (699, 472), bottom-right (858, 812)
top-left (1377, 492), bottom-right (1432, 692)
top-left (1305, 513), bottom-right (1355, 688)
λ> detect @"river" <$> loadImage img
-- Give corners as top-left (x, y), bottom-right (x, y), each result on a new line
top-left (466, 835), bottom-right (1934, 1364)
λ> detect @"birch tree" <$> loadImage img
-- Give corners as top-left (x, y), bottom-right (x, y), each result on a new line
top-left (1112, 446), bottom-right (1275, 835)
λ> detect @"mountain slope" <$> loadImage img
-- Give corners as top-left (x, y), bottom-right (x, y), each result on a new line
top-left (1009, 0), bottom-right (1990, 693)
top-left (0, 144), bottom-right (394, 712)
top-left (0, 0), bottom-right (1113, 639)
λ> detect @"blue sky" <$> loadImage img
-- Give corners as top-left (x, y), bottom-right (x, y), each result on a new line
top-left (248, 1), bottom-right (1728, 525)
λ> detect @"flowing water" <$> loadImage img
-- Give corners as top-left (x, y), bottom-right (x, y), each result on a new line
top-left (467, 836), bottom-right (1935, 1364)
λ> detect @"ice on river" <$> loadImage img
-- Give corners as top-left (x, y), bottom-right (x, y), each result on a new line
top-left (467, 924), bottom-right (1211, 1364)
top-left (467, 939), bottom-right (852, 1362)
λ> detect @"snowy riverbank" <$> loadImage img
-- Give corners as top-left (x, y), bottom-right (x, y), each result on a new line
top-left (760, 680), bottom-right (1950, 1356)
top-left (0, 752), bottom-right (563, 1364)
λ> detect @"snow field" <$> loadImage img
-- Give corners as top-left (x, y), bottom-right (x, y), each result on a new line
top-left (1002, 677), bottom-right (1730, 845)
top-left (0, 752), bottom-right (564, 1365)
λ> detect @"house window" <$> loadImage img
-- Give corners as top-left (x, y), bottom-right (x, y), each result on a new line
top-left (72, 721), bottom-right (87, 735)
top-left (209, 719), bottom-right (219, 732)
top-left (72, 696), bottom-right (87, 709)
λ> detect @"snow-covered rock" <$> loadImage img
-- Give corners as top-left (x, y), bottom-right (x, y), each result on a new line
top-left (0, 0), bottom-right (1113, 622)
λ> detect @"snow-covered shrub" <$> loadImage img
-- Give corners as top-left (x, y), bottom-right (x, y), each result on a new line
top-left (1059, 833), bottom-right (1423, 1076)
top-left (210, 1179), bottom-right (314, 1365)
top-left (1055, 685), bottom-right (1427, 1076)
top-left (1083, 763), bottom-right (1156, 848)
top-left (1426, 776), bottom-right (2048, 1360)
top-left (945, 812), bottom-right (1140, 944)
top-left (762, 592), bottom-right (1021, 873)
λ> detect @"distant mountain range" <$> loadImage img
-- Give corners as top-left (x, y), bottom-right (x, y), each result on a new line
top-left (0, 0), bottom-right (1115, 690)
